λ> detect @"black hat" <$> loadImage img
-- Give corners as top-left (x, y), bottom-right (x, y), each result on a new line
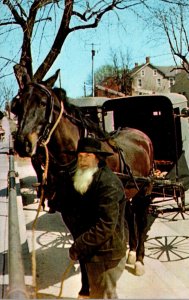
top-left (69, 137), bottom-right (113, 156)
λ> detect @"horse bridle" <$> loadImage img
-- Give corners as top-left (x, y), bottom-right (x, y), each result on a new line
top-left (33, 83), bottom-right (90, 146)
top-left (31, 83), bottom-right (57, 145)
top-left (30, 83), bottom-right (84, 173)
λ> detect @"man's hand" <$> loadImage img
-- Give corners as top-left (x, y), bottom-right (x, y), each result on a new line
top-left (69, 245), bottom-right (78, 261)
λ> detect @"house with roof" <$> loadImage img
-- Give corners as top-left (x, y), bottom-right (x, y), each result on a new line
top-left (95, 56), bottom-right (181, 98)
top-left (131, 57), bottom-right (180, 95)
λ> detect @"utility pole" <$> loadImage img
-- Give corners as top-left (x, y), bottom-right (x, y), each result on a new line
top-left (87, 43), bottom-right (99, 97)
top-left (86, 43), bottom-right (99, 97)
top-left (83, 82), bottom-right (86, 97)
top-left (91, 43), bottom-right (95, 97)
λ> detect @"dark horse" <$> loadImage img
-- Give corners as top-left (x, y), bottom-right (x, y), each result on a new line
top-left (11, 71), bottom-right (154, 295)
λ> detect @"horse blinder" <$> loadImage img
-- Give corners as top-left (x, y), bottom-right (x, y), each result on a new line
top-left (32, 83), bottom-right (55, 144)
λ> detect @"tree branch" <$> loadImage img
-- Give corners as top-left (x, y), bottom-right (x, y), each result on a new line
top-left (3, 0), bottom-right (26, 27)
top-left (34, 0), bottom-right (73, 80)
top-left (2, 0), bottom-right (149, 84)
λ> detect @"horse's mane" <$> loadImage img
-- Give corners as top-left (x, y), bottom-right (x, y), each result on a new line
top-left (53, 87), bottom-right (110, 140)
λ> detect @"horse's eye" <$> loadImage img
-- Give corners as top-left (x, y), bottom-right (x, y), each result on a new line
top-left (40, 98), bottom-right (47, 107)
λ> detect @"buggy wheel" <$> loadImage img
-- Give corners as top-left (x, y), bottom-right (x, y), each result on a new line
top-left (145, 235), bottom-right (189, 262)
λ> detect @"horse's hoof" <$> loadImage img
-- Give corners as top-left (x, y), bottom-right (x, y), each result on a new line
top-left (78, 287), bottom-right (90, 299)
top-left (135, 261), bottom-right (145, 276)
top-left (77, 295), bottom-right (89, 299)
top-left (34, 198), bottom-right (39, 203)
top-left (32, 182), bottom-right (41, 188)
top-left (48, 207), bottom-right (56, 214)
top-left (127, 250), bottom-right (136, 265)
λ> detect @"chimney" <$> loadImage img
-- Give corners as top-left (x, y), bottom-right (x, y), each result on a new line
top-left (146, 56), bottom-right (150, 63)
top-left (135, 63), bottom-right (138, 67)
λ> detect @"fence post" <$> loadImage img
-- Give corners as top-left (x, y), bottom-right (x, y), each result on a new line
top-left (7, 135), bottom-right (28, 299)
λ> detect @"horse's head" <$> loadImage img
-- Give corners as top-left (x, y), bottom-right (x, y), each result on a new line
top-left (13, 70), bottom-right (62, 157)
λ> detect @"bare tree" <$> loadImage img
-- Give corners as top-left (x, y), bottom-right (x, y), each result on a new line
top-left (111, 49), bottom-right (132, 95)
top-left (146, 1), bottom-right (189, 72)
top-left (95, 65), bottom-right (117, 85)
top-left (0, 83), bottom-right (13, 110)
top-left (94, 49), bottom-right (132, 96)
top-left (1, 0), bottom-right (187, 93)
top-left (1, 0), bottom-right (147, 88)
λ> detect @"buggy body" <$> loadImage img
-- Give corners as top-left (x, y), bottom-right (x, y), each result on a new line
top-left (70, 93), bottom-right (189, 214)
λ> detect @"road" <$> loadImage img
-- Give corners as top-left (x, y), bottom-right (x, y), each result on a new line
top-left (15, 156), bottom-right (189, 299)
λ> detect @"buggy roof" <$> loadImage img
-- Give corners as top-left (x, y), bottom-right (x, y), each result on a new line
top-left (158, 93), bottom-right (187, 108)
top-left (69, 93), bottom-right (187, 111)
top-left (102, 93), bottom-right (187, 112)
top-left (69, 96), bottom-right (109, 107)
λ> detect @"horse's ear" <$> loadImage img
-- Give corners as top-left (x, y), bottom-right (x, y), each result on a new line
top-left (13, 64), bottom-right (32, 90)
top-left (42, 69), bottom-right (60, 88)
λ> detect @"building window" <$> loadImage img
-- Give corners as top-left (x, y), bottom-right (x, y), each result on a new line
top-left (138, 79), bottom-right (142, 87)
top-left (153, 111), bottom-right (162, 116)
top-left (157, 78), bottom-right (161, 87)
top-left (153, 69), bottom-right (157, 76)
top-left (169, 77), bottom-right (175, 87)
top-left (141, 70), bottom-right (145, 77)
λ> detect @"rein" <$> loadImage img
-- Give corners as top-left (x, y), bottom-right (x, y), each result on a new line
top-left (42, 101), bottom-right (64, 146)
top-left (31, 85), bottom-right (64, 293)
top-left (30, 84), bottom-right (79, 296)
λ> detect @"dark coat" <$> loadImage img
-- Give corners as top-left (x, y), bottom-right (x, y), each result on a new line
top-left (61, 165), bottom-right (127, 262)
top-left (0, 111), bottom-right (4, 120)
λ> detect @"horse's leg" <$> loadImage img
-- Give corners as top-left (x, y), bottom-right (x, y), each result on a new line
top-left (78, 260), bottom-right (90, 298)
top-left (31, 154), bottom-right (46, 210)
top-left (45, 172), bottom-right (58, 213)
top-left (125, 200), bottom-right (137, 265)
top-left (134, 195), bottom-right (151, 276)
top-left (31, 154), bottom-right (43, 198)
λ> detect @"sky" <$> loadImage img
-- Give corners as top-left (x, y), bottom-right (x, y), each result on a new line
top-left (0, 2), bottom-right (177, 102)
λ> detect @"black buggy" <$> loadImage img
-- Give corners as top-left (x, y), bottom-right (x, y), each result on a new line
top-left (70, 93), bottom-right (189, 219)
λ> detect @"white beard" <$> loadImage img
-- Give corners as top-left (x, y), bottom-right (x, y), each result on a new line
top-left (73, 167), bottom-right (98, 195)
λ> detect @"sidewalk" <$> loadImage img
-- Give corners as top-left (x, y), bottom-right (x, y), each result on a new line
top-left (16, 155), bottom-right (189, 299)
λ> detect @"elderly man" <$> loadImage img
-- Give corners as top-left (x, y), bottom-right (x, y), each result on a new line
top-left (61, 137), bottom-right (127, 299)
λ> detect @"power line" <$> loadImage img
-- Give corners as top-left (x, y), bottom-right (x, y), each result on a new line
top-left (133, 52), bottom-right (172, 60)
